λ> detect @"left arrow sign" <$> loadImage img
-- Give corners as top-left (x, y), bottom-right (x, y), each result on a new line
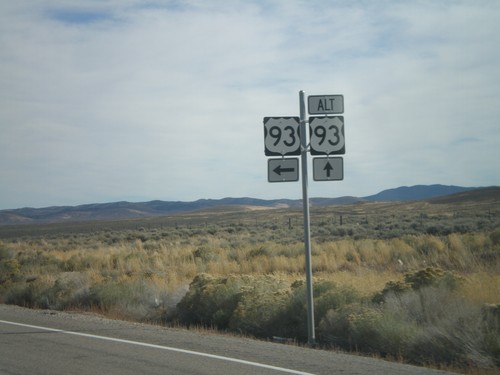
top-left (268, 158), bottom-right (299, 183)
top-left (274, 165), bottom-right (295, 175)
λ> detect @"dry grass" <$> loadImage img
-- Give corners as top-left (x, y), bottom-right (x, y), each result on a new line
top-left (462, 272), bottom-right (500, 305)
top-left (2, 229), bottom-right (498, 304)
top-left (0, 201), bottom-right (498, 373)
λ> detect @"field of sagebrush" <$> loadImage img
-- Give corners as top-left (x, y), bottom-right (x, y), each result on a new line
top-left (0, 198), bottom-right (499, 373)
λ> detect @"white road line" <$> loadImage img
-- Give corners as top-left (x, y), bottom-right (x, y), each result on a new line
top-left (0, 319), bottom-right (314, 375)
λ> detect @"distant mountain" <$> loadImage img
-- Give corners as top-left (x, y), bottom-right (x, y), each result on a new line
top-left (0, 185), bottom-right (494, 226)
top-left (0, 198), bottom-right (297, 225)
top-left (427, 186), bottom-right (500, 204)
top-left (363, 184), bottom-right (477, 202)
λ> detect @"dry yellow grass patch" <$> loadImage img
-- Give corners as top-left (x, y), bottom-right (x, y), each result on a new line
top-left (461, 271), bottom-right (500, 304)
top-left (315, 268), bottom-right (402, 297)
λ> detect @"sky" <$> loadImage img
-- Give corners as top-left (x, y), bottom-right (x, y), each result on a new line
top-left (1, 1), bottom-right (499, 209)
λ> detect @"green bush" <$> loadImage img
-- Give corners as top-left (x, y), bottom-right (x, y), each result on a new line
top-left (319, 304), bottom-right (417, 357)
top-left (0, 245), bottom-right (12, 261)
top-left (405, 306), bottom-right (493, 369)
top-left (373, 267), bottom-right (463, 304)
top-left (372, 280), bottom-right (412, 304)
top-left (175, 275), bottom-right (361, 340)
top-left (319, 285), bottom-right (499, 369)
top-left (192, 247), bottom-right (219, 262)
top-left (481, 304), bottom-right (500, 367)
top-left (86, 282), bottom-right (130, 310)
top-left (368, 268), bottom-right (499, 369)
top-left (383, 286), bottom-right (497, 368)
top-left (176, 274), bottom-right (245, 329)
top-left (47, 272), bottom-right (90, 310)
top-left (228, 277), bottom-right (290, 337)
top-left (0, 259), bottom-right (21, 284)
top-left (281, 280), bottom-right (361, 341)
top-left (0, 246), bottom-right (21, 284)
top-left (404, 267), bottom-right (463, 291)
top-left (490, 227), bottom-right (500, 246)
top-left (4, 280), bottom-right (52, 308)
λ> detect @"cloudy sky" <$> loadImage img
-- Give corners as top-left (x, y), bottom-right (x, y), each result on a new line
top-left (1, 1), bottom-right (499, 209)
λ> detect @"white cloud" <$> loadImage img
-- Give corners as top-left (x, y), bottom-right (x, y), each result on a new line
top-left (1, 1), bottom-right (499, 208)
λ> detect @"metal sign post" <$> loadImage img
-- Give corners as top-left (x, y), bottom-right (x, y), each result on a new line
top-left (299, 90), bottom-right (316, 345)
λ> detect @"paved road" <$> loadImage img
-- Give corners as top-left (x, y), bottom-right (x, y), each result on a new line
top-left (0, 304), bottom-right (457, 375)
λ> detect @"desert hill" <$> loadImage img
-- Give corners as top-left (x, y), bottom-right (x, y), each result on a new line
top-left (0, 184), bottom-right (497, 226)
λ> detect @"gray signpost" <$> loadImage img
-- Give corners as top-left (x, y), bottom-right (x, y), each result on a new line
top-left (299, 91), bottom-right (315, 345)
top-left (263, 91), bottom-right (345, 345)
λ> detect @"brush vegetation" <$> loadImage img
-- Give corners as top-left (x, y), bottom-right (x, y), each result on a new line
top-left (0, 198), bottom-right (499, 373)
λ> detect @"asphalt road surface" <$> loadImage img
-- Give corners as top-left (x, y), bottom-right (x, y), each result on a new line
top-left (0, 304), bottom-right (457, 375)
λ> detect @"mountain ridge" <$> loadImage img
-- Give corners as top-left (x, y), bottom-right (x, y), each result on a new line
top-left (1, 184), bottom-right (496, 226)
top-left (362, 184), bottom-right (477, 201)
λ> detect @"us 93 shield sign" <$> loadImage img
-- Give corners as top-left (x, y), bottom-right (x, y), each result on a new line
top-left (263, 117), bottom-right (301, 156)
top-left (309, 116), bottom-right (345, 155)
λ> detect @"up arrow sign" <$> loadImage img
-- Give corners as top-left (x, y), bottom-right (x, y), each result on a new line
top-left (323, 161), bottom-right (333, 178)
top-left (313, 157), bottom-right (343, 181)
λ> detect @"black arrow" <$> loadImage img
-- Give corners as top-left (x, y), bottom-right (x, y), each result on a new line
top-left (274, 165), bottom-right (295, 175)
top-left (324, 161), bottom-right (333, 178)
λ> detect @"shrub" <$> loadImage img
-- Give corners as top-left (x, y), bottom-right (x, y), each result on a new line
top-left (83, 278), bottom-right (168, 321)
top-left (176, 275), bottom-right (362, 340)
top-left (373, 267), bottom-right (463, 304)
top-left (47, 272), bottom-right (90, 310)
top-left (247, 246), bottom-right (271, 258)
top-left (0, 258), bottom-right (21, 284)
top-left (192, 247), bottom-right (218, 262)
top-left (404, 267), bottom-right (464, 291)
top-left (482, 304), bottom-right (500, 367)
top-left (0, 245), bottom-right (12, 261)
top-left (278, 280), bottom-right (362, 341)
top-left (321, 284), bottom-right (499, 369)
top-left (4, 279), bottom-right (52, 308)
top-left (0, 246), bottom-right (22, 284)
top-left (384, 286), bottom-right (498, 369)
top-left (404, 300), bottom-right (494, 368)
top-left (490, 227), bottom-right (500, 246)
top-left (176, 274), bottom-right (244, 329)
top-left (372, 281), bottom-right (412, 305)
top-left (369, 269), bottom-right (498, 369)
top-left (228, 277), bottom-right (290, 337)
top-left (319, 303), bottom-right (417, 357)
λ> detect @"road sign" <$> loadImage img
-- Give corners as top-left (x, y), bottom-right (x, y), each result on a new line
top-left (308, 95), bottom-right (344, 115)
top-left (268, 158), bottom-right (299, 182)
top-left (313, 157), bottom-right (343, 181)
top-left (263, 117), bottom-right (301, 156)
top-left (309, 116), bottom-right (345, 155)
top-left (262, 91), bottom-right (346, 346)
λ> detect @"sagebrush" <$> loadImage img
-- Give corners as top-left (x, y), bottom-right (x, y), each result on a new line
top-left (0, 206), bottom-right (498, 373)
